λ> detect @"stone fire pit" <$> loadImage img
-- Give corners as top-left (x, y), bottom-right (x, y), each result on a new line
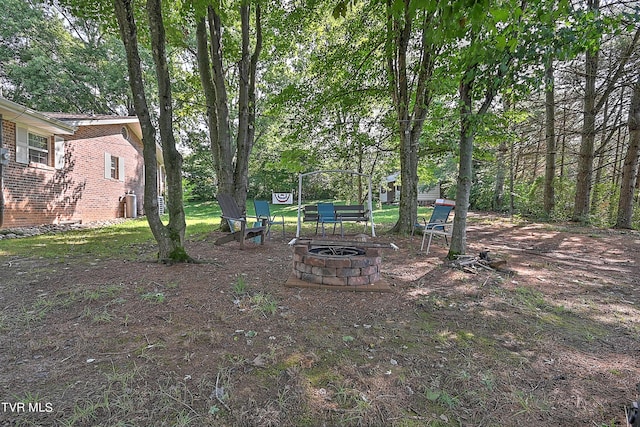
top-left (285, 239), bottom-right (393, 292)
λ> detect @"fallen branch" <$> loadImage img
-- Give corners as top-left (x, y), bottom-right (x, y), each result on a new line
top-left (449, 252), bottom-right (510, 274)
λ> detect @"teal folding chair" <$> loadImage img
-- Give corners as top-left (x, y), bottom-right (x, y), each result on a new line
top-left (254, 200), bottom-right (285, 237)
top-left (315, 202), bottom-right (343, 237)
top-left (414, 204), bottom-right (454, 253)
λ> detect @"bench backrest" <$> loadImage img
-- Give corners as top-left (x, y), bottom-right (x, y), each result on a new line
top-left (333, 205), bottom-right (365, 212)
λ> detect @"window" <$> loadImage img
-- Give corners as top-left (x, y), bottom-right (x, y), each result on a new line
top-left (104, 152), bottom-right (125, 181)
top-left (28, 133), bottom-right (49, 164)
top-left (16, 127), bottom-right (50, 165)
top-left (16, 127), bottom-right (64, 169)
top-left (110, 155), bottom-right (119, 180)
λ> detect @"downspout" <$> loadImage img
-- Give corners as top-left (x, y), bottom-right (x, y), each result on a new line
top-left (0, 113), bottom-right (4, 228)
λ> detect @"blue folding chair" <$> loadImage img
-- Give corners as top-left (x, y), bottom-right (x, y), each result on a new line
top-left (254, 200), bottom-right (285, 237)
top-left (315, 202), bottom-right (343, 237)
top-left (414, 204), bottom-right (454, 253)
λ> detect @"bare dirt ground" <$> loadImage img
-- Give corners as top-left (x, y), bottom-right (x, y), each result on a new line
top-left (1, 213), bottom-right (639, 426)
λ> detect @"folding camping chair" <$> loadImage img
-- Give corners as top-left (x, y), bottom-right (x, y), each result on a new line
top-left (254, 200), bottom-right (285, 237)
top-left (315, 202), bottom-right (343, 238)
top-left (415, 203), bottom-right (454, 254)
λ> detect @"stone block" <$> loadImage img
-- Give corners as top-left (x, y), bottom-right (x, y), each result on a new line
top-left (336, 267), bottom-right (361, 277)
top-left (325, 257), bottom-right (352, 268)
top-left (301, 272), bottom-right (323, 284)
top-left (365, 248), bottom-right (381, 257)
top-left (293, 245), bottom-right (309, 255)
top-left (347, 275), bottom-right (371, 286)
top-left (295, 262), bottom-right (313, 274)
top-left (312, 266), bottom-right (337, 277)
top-left (368, 272), bottom-right (381, 283)
top-left (323, 276), bottom-right (348, 286)
top-left (303, 256), bottom-right (325, 267)
top-left (350, 257), bottom-right (372, 268)
top-left (361, 265), bottom-right (379, 275)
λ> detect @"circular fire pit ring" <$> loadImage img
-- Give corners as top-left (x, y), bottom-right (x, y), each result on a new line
top-left (308, 246), bottom-right (366, 257)
top-left (292, 243), bottom-right (381, 287)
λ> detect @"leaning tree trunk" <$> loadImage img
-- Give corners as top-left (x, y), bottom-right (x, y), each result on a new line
top-left (208, 7), bottom-right (234, 197)
top-left (113, 0), bottom-right (189, 262)
top-left (146, 0), bottom-right (188, 259)
top-left (615, 75), bottom-right (640, 229)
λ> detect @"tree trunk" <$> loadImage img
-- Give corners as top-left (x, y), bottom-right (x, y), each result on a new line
top-left (573, 36), bottom-right (599, 222)
top-left (195, 18), bottom-right (220, 185)
top-left (616, 76), bottom-right (640, 228)
top-left (543, 57), bottom-right (556, 216)
top-left (573, 7), bottom-right (640, 222)
top-left (449, 77), bottom-right (474, 257)
top-left (196, 4), bottom-right (261, 211)
top-left (386, 1), bottom-right (434, 234)
top-left (233, 2), bottom-right (262, 209)
top-left (207, 6), bottom-right (234, 196)
top-left (146, 0), bottom-right (187, 258)
top-left (492, 141), bottom-right (507, 211)
top-left (113, 0), bottom-right (190, 262)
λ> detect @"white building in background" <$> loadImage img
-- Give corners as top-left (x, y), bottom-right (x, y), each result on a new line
top-left (379, 172), bottom-right (440, 205)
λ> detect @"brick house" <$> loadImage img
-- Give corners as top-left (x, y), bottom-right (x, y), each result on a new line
top-left (0, 97), bottom-right (165, 227)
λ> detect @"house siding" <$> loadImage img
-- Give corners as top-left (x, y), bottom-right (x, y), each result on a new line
top-left (1, 118), bottom-right (145, 227)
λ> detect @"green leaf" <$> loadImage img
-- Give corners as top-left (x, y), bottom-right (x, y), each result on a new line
top-left (490, 8), bottom-right (510, 22)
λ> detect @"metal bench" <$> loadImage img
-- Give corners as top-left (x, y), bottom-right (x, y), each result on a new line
top-left (303, 204), bottom-right (369, 234)
top-left (334, 205), bottom-right (369, 225)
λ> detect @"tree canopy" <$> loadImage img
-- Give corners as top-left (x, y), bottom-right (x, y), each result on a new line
top-left (2, 0), bottom-right (640, 251)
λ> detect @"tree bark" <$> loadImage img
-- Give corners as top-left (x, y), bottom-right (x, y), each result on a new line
top-left (196, 4), bottom-right (261, 211)
top-left (492, 141), bottom-right (507, 211)
top-left (543, 56), bottom-right (556, 216)
top-left (615, 75), bottom-right (640, 228)
top-left (233, 2), bottom-right (262, 209)
top-left (449, 77), bottom-right (474, 256)
top-left (386, 1), bottom-right (434, 234)
top-left (573, 34), bottom-right (599, 222)
top-left (113, 0), bottom-right (189, 262)
top-left (573, 4), bottom-right (640, 222)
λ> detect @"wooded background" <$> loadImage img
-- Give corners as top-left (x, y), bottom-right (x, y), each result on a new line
top-left (2, 0), bottom-right (639, 232)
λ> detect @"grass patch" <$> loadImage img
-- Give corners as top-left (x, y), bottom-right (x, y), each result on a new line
top-left (0, 200), bottom-right (404, 260)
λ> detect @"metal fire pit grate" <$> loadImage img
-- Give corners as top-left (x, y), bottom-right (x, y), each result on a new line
top-left (308, 247), bottom-right (366, 257)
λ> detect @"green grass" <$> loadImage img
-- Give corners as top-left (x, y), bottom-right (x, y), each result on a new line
top-left (0, 200), bottom-right (410, 260)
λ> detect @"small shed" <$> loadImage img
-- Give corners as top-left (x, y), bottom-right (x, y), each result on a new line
top-left (379, 173), bottom-right (440, 205)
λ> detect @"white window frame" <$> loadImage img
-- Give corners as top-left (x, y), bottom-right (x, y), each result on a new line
top-left (16, 127), bottom-right (56, 167)
top-left (104, 152), bottom-right (125, 182)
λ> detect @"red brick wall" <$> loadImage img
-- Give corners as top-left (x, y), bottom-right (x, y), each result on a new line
top-left (1, 119), bottom-right (145, 227)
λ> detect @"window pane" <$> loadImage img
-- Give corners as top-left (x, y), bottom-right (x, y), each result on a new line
top-left (29, 149), bottom-right (48, 164)
top-left (28, 133), bottom-right (48, 150)
top-left (111, 156), bottom-right (118, 179)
